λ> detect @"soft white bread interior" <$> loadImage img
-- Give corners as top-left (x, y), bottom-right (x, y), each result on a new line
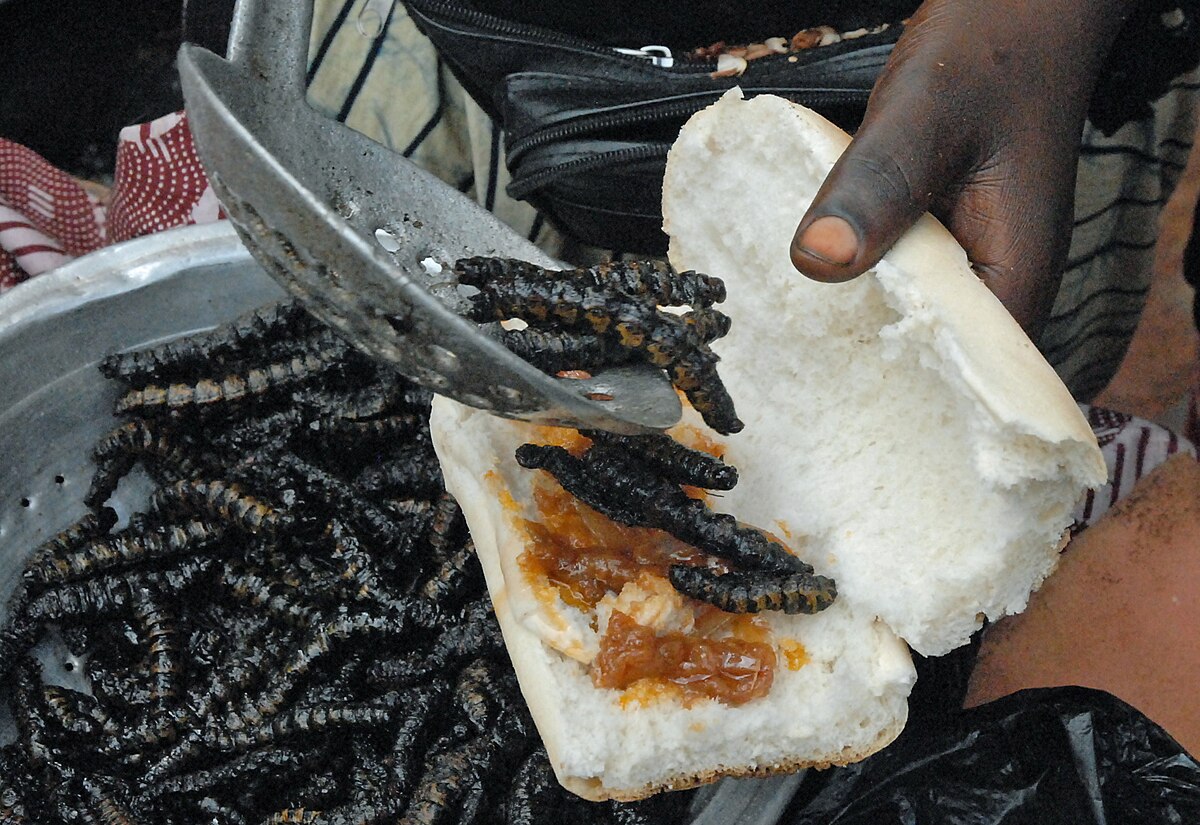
top-left (661, 90), bottom-right (1106, 656)
top-left (429, 89), bottom-right (1106, 801)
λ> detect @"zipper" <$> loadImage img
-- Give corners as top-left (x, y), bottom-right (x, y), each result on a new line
top-left (407, 0), bottom-right (716, 73)
top-left (410, 0), bottom-right (896, 87)
top-left (506, 96), bottom-right (713, 164)
top-left (508, 73), bottom-right (881, 203)
top-left (507, 143), bottom-right (673, 201)
top-left (506, 86), bottom-right (871, 166)
top-left (612, 45), bottom-right (675, 68)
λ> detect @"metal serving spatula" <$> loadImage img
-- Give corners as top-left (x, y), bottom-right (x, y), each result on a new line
top-left (177, 0), bottom-right (681, 434)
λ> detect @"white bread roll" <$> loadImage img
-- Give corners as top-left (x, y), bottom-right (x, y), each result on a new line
top-left (429, 90), bottom-right (1105, 801)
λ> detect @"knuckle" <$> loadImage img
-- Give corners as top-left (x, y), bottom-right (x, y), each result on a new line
top-left (837, 150), bottom-right (928, 213)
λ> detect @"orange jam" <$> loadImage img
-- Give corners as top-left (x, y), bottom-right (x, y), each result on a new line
top-left (518, 427), bottom-right (722, 610)
top-left (779, 639), bottom-right (811, 670)
top-left (592, 611), bottom-right (776, 707)
top-left (520, 483), bottom-right (714, 609)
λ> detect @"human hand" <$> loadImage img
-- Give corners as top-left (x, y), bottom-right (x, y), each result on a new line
top-left (789, 0), bottom-right (1134, 337)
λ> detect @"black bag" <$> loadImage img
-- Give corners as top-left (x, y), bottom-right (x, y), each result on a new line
top-left (403, 0), bottom-right (902, 254)
top-left (783, 687), bottom-right (1200, 824)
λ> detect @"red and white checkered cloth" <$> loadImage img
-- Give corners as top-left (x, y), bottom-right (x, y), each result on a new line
top-left (0, 141), bottom-right (104, 288)
top-left (0, 109), bottom-right (1195, 527)
top-left (0, 110), bottom-right (221, 291)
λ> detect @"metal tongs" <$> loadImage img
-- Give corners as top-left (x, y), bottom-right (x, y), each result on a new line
top-left (177, 0), bottom-right (681, 434)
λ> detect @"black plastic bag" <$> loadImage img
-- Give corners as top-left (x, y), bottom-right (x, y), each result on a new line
top-left (784, 687), bottom-right (1200, 825)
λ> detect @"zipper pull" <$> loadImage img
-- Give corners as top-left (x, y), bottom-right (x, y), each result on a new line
top-left (356, 0), bottom-right (394, 38)
top-left (613, 45), bottom-right (675, 68)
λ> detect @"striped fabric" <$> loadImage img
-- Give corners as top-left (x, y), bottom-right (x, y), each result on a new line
top-left (1047, 72), bottom-right (1200, 401)
top-left (306, 1), bottom-right (555, 247)
top-left (0, 202), bottom-right (74, 284)
top-left (305, 0), bottom-right (1200, 400)
top-left (1072, 404), bottom-right (1196, 532)
top-left (305, 0), bottom-right (600, 263)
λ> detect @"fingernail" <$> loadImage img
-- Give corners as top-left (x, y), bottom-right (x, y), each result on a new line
top-left (794, 215), bottom-right (859, 266)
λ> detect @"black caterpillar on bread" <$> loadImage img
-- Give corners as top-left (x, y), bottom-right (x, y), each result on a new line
top-left (514, 436), bottom-right (836, 615)
top-left (464, 254), bottom-right (834, 614)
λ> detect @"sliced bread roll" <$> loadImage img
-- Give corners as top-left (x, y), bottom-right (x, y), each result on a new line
top-left (429, 89), bottom-right (1106, 801)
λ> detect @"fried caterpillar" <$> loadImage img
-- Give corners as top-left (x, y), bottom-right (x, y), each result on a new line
top-left (515, 432), bottom-right (836, 615)
top-left (454, 257), bottom-right (743, 435)
top-left (0, 297), bottom-right (696, 825)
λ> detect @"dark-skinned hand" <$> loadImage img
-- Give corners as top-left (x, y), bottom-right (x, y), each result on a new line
top-left (790, 0), bottom-right (1134, 338)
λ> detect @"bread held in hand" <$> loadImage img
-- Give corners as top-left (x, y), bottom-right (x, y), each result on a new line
top-left (430, 90), bottom-right (1106, 801)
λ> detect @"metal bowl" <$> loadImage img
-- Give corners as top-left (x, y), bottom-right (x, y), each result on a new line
top-left (0, 223), bottom-right (283, 606)
top-left (0, 222), bottom-right (800, 824)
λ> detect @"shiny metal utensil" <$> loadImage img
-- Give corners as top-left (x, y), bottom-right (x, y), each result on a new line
top-left (176, 0), bottom-right (682, 434)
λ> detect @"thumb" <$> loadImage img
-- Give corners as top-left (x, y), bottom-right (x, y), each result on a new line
top-left (790, 130), bottom-right (949, 283)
